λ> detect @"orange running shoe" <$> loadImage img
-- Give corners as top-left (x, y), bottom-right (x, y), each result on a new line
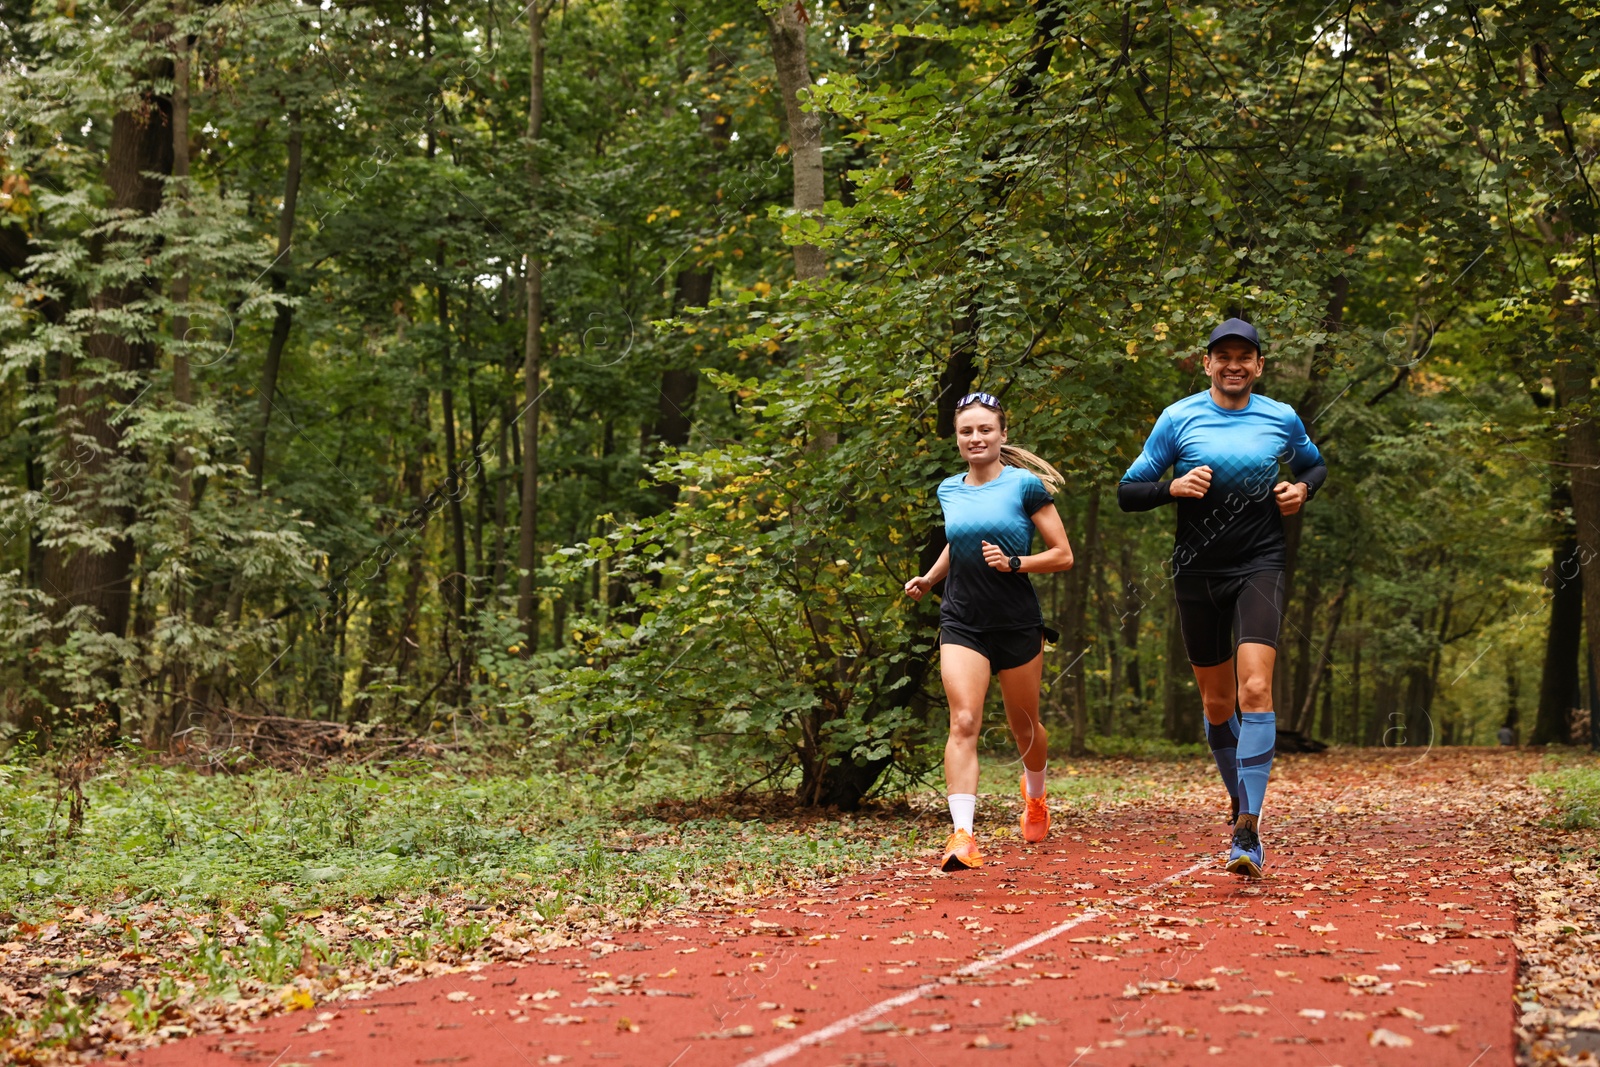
top-left (1020, 774), bottom-right (1050, 843)
top-left (940, 829), bottom-right (984, 871)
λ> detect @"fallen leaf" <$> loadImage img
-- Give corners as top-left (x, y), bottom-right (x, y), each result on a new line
top-left (1369, 1027), bottom-right (1412, 1048)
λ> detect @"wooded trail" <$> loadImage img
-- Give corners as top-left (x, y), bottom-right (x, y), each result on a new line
top-left (131, 751), bottom-right (1520, 1066)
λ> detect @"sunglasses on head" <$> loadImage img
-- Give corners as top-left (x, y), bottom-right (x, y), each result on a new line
top-left (955, 392), bottom-right (1001, 410)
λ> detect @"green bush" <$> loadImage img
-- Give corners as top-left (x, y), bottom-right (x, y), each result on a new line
top-left (1535, 759), bottom-right (1600, 830)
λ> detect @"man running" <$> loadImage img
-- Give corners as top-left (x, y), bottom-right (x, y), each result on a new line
top-left (1117, 318), bottom-right (1327, 877)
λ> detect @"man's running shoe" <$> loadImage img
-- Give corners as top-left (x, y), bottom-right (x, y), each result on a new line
top-left (1019, 775), bottom-right (1050, 843)
top-left (940, 829), bottom-right (984, 871)
top-left (1226, 824), bottom-right (1264, 878)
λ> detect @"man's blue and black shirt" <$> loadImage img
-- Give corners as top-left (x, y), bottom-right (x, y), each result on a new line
top-left (1118, 391), bottom-right (1327, 576)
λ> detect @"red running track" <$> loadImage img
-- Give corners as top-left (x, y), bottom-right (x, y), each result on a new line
top-left (128, 805), bottom-right (1515, 1067)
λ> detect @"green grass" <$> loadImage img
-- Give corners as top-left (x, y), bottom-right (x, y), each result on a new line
top-left (0, 736), bottom-right (1176, 920)
top-left (0, 742), bottom-right (1169, 1059)
top-left (1085, 733), bottom-right (1207, 761)
top-left (972, 753), bottom-right (1170, 806)
top-left (0, 753), bottom-right (938, 919)
top-left (1534, 754), bottom-right (1600, 829)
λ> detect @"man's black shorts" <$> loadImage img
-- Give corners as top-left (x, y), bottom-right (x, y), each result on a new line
top-left (1174, 570), bottom-right (1285, 667)
top-left (939, 623), bottom-right (1044, 672)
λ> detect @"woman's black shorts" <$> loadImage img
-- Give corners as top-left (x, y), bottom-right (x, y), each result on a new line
top-left (1174, 570), bottom-right (1285, 667)
top-left (939, 623), bottom-right (1044, 672)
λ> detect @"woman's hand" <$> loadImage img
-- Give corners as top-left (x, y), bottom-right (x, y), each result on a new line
top-left (1170, 465), bottom-right (1213, 498)
top-left (981, 540), bottom-right (1014, 572)
top-left (904, 575), bottom-right (932, 600)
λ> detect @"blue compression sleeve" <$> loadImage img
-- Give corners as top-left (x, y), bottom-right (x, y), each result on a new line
top-left (1206, 716), bottom-right (1241, 801)
top-left (1236, 711), bottom-right (1276, 816)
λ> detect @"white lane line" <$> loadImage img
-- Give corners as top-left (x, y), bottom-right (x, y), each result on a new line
top-left (735, 857), bottom-right (1212, 1067)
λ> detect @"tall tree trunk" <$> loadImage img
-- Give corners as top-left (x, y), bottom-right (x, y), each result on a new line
top-left (1402, 665), bottom-right (1434, 748)
top-left (164, 19), bottom-right (194, 744)
top-left (170, 23), bottom-right (193, 509)
top-left (764, 1), bottom-right (826, 285)
top-left (764, 0), bottom-right (836, 456)
top-left (1580, 646), bottom-right (1593, 748)
top-left (437, 249), bottom-right (468, 651)
top-left (491, 397), bottom-right (511, 594)
top-left (1534, 42), bottom-right (1600, 750)
top-left (517, 2), bottom-right (549, 643)
top-left (1066, 490), bottom-right (1100, 756)
top-left (1287, 572), bottom-right (1323, 721)
top-left (350, 506), bottom-right (396, 725)
top-left (23, 362), bottom-right (45, 590)
top-left (642, 268), bottom-right (709, 503)
top-left (1535, 535), bottom-right (1582, 744)
top-left (1347, 609), bottom-right (1362, 745)
top-left (1292, 582), bottom-right (1348, 734)
top-left (1092, 542), bottom-right (1115, 734)
top-left (1118, 542), bottom-right (1143, 707)
top-left (1162, 589), bottom-right (1192, 742)
top-left (638, 42), bottom-right (731, 497)
top-left (248, 115), bottom-right (303, 491)
top-left (469, 366), bottom-right (486, 581)
top-left (41, 54), bottom-right (175, 731)
top-left (766, 2), bottom-right (876, 806)
top-left (1504, 654), bottom-right (1520, 740)
top-left (1369, 674), bottom-right (1395, 745)
top-left (393, 434), bottom-right (428, 697)
top-left (1555, 345), bottom-right (1600, 747)
top-left (1318, 667), bottom-right (1337, 743)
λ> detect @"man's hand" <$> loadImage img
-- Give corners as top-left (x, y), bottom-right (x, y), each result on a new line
top-left (981, 540), bottom-right (1015, 572)
top-left (1274, 480), bottom-right (1309, 515)
top-left (904, 575), bottom-right (932, 601)
top-left (1170, 465), bottom-right (1213, 499)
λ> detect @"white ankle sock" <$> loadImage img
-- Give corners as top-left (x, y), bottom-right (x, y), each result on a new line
top-left (947, 793), bottom-right (977, 834)
top-left (1024, 767), bottom-right (1046, 799)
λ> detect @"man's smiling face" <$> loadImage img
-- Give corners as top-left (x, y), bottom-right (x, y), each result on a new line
top-left (1204, 338), bottom-right (1263, 397)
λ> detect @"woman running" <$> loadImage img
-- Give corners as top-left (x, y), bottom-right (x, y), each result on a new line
top-left (904, 392), bottom-right (1075, 872)
top-left (1118, 318), bottom-right (1327, 878)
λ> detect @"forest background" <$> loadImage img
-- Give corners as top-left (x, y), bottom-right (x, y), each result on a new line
top-left (3, 0), bottom-right (1600, 812)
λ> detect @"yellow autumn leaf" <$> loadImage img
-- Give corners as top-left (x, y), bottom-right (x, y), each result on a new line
top-left (280, 985), bottom-right (315, 1011)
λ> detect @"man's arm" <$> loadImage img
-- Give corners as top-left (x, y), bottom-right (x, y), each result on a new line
top-left (1286, 413), bottom-right (1327, 499)
top-left (1273, 413), bottom-right (1327, 515)
top-left (1118, 479), bottom-right (1174, 511)
top-left (1118, 410), bottom-right (1178, 512)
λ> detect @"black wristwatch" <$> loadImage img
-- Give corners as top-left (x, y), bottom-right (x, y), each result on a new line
top-left (1008, 555), bottom-right (1022, 572)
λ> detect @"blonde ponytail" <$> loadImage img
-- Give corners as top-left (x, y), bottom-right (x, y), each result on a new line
top-left (1000, 444), bottom-right (1065, 495)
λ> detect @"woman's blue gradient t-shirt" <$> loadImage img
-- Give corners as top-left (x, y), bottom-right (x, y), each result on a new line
top-left (936, 465), bottom-right (1054, 631)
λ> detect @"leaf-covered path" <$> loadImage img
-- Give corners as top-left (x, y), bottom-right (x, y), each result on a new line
top-left (129, 749), bottom-right (1536, 1066)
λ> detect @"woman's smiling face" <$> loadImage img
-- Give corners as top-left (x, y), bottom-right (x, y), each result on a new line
top-left (955, 405), bottom-right (1006, 464)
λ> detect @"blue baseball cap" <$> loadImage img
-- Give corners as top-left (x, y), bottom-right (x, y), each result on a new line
top-left (1206, 317), bottom-right (1262, 353)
